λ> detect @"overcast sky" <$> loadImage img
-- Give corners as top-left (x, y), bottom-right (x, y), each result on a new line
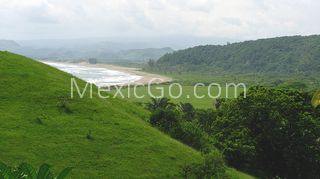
top-left (0, 0), bottom-right (320, 43)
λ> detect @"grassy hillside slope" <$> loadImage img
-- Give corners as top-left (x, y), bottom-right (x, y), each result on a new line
top-left (0, 51), bottom-right (204, 178)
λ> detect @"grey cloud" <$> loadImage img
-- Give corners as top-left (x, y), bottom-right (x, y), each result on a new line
top-left (0, 0), bottom-right (319, 41)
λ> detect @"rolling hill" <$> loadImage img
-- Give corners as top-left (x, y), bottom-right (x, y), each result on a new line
top-left (0, 51), bottom-right (203, 178)
top-left (156, 35), bottom-right (320, 75)
top-left (0, 51), bottom-right (254, 178)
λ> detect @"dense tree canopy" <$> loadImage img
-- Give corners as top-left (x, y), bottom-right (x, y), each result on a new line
top-left (156, 35), bottom-right (320, 75)
top-left (146, 87), bottom-right (320, 178)
top-left (213, 87), bottom-right (320, 178)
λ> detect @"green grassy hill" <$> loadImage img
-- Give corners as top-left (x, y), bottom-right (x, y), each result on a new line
top-left (0, 51), bottom-right (253, 178)
top-left (0, 51), bottom-right (204, 178)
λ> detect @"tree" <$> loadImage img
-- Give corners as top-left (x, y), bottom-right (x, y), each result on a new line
top-left (147, 97), bottom-right (174, 111)
top-left (196, 109), bottom-right (217, 134)
top-left (149, 108), bottom-right (180, 133)
top-left (178, 102), bottom-right (195, 120)
top-left (147, 59), bottom-right (156, 68)
top-left (213, 86), bottom-right (320, 178)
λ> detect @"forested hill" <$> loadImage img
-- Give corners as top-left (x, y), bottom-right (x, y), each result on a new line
top-left (156, 35), bottom-right (320, 74)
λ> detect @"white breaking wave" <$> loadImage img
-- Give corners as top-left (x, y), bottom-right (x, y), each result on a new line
top-left (42, 61), bottom-right (142, 87)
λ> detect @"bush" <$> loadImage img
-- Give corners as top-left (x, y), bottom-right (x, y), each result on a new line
top-left (173, 121), bottom-right (211, 152)
top-left (150, 108), bottom-right (180, 133)
top-left (181, 150), bottom-right (228, 179)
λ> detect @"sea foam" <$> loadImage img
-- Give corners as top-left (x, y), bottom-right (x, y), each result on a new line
top-left (42, 61), bottom-right (142, 87)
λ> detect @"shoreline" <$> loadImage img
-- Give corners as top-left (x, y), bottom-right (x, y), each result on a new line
top-left (41, 60), bottom-right (172, 86)
top-left (78, 62), bottom-right (172, 85)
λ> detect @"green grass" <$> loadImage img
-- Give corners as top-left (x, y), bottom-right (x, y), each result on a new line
top-left (0, 51), bottom-right (253, 178)
top-left (111, 85), bottom-right (245, 109)
top-left (142, 68), bottom-right (319, 90)
top-left (227, 169), bottom-right (255, 179)
top-left (0, 51), bottom-right (202, 178)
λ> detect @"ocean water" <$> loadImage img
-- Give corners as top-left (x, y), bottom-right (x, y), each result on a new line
top-left (42, 61), bottom-right (142, 87)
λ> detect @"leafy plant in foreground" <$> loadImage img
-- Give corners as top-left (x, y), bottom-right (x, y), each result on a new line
top-left (0, 162), bottom-right (72, 179)
top-left (311, 90), bottom-right (320, 108)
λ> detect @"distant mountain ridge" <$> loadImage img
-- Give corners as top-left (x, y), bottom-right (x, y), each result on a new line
top-left (156, 35), bottom-right (320, 75)
top-left (0, 39), bottom-right (173, 62)
top-left (0, 40), bottom-right (20, 50)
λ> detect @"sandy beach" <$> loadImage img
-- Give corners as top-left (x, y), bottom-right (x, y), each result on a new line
top-left (79, 62), bottom-right (172, 85)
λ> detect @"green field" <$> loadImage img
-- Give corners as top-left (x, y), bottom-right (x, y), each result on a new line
top-left (141, 68), bottom-right (319, 90)
top-left (111, 84), bottom-right (245, 109)
top-left (0, 51), bottom-right (253, 178)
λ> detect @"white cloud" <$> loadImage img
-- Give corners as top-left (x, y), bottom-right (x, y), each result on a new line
top-left (0, 0), bottom-right (319, 41)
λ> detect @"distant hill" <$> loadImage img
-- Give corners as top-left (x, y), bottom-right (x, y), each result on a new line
top-left (0, 40), bottom-right (173, 62)
top-left (112, 47), bottom-right (174, 61)
top-left (156, 35), bottom-right (320, 75)
top-left (0, 40), bottom-right (20, 50)
top-left (0, 51), bottom-right (201, 178)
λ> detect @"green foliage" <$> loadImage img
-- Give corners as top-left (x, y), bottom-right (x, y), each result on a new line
top-left (173, 121), bottom-right (211, 152)
top-left (150, 108), bottom-right (180, 133)
top-left (149, 35), bottom-right (320, 89)
top-left (178, 103), bottom-right (196, 120)
top-left (148, 98), bottom-right (212, 151)
top-left (195, 109), bottom-right (217, 134)
top-left (213, 86), bottom-right (320, 178)
top-left (0, 162), bottom-right (72, 179)
top-left (156, 35), bottom-right (320, 76)
top-left (147, 97), bottom-right (174, 111)
top-left (146, 88), bottom-right (320, 178)
top-left (312, 90), bottom-right (320, 108)
top-left (180, 150), bottom-right (228, 179)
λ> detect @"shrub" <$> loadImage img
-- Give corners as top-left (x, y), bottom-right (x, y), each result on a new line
top-left (149, 108), bottom-right (180, 133)
top-left (173, 121), bottom-right (211, 152)
top-left (180, 150), bottom-right (228, 179)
